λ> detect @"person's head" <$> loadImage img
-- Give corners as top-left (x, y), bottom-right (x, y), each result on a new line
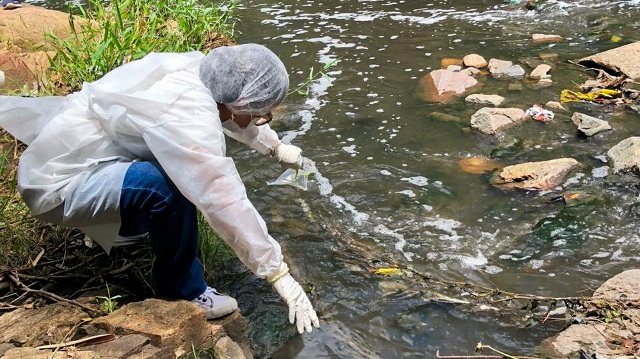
top-left (199, 43), bottom-right (289, 126)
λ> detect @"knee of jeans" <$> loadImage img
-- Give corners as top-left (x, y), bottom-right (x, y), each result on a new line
top-left (124, 162), bottom-right (192, 215)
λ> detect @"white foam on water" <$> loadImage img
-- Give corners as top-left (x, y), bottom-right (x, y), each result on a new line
top-left (396, 190), bottom-right (416, 198)
top-left (400, 176), bottom-right (429, 187)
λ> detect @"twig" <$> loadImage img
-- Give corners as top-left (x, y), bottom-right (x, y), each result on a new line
top-left (435, 350), bottom-right (542, 359)
top-left (36, 334), bottom-right (115, 350)
top-left (8, 273), bottom-right (100, 316)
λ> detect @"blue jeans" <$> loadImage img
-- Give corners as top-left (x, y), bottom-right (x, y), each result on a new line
top-left (119, 161), bottom-right (206, 300)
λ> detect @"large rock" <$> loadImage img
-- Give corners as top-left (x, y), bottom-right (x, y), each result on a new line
top-left (0, 298), bottom-right (253, 359)
top-left (571, 112), bottom-right (612, 137)
top-left (607, 137), bottom-right (640, 175)
top-left (541, 269), bottom-right (640, 358)
top-left (417, 69), bottom-right (479, 103)
top-left (0, 302), bottom-right (89, 346)
top-left (578, 41), bottom-right (640, 81)
top-left (470, 107), bottom-right (528, 135)
top-left (0, 5), bottom-right (80, 91)
top-left (491, 158), bottom-right (581, 190)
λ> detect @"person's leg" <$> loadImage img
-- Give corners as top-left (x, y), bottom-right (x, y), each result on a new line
top-left (119, 161), bottom-right (206, 300)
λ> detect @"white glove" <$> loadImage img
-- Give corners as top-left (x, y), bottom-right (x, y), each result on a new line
top-left (272, 273), bottom-right (320, 334)
top-left (273, 141), bottom-right (303, 169)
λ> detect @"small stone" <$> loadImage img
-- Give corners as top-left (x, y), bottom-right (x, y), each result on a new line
top-left (440, 58), bottom-right (463, 68)
top-left (463, 54), bottom-right (488, 68)
top-left (532, 34), bottom-right (564, 43)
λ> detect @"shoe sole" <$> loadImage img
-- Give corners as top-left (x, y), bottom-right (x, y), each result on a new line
top-left (3, 3), bottom-right (22, 9)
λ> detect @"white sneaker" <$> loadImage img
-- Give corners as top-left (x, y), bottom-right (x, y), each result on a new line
top-left (191, 287), bottom-right (238, 319)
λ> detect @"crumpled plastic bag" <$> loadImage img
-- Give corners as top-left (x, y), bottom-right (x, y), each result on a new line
top-left (526, 104), bottom-right (554, 122)
top-left (560, 88), bottom-right (622, 103)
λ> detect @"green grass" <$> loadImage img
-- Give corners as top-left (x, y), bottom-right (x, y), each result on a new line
top-left (44, 0), bottom-right (238, 93)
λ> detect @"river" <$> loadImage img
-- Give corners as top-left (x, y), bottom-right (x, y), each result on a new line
top-left (37, 0), bottom-right (640, 357)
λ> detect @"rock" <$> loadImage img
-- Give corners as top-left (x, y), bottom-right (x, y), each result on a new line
top-left (446, 64), bottom-right (462, 72)
top-left (464, 94), bottom-right (505, 107)
top-left (540, 269), bottom-right (640, 358)
top-left (532, 33), bottom-right (564, 44)
top-left (491, 158), bottom-right (581, 190)
top-left (571, 112), bottom-right (612, 136)
top-left (80, 334), bottom-right (150, 358)
top-left (540, 323), bottom-right (610, 357)
top-left (458, 157), bottom-right (502, 174)
top-left (577, 41), bottom-right (640, 81)
top-left (416, 69), bottom-right (480, 103)
top-left (461, 67), bottom-right (480, 77)
top-left (0, 5), bottom-right (79, 53)
top-left (214, 336), bottom-right (248, 359)
top-left (539, 53), bottom-right (559, 62)
top-left (607, 137), bottom-right (640, 175)
top-left (429, 111), bottom-right (462, 123)
top-left (440, 58), bottom-right (463, 68)
top-left (0, 71), bottom-right (4, 88)
top-left (526, 78), bottom-right (553, 89)
top-left (0, 302), bottom-right (88, 346)
top-left (470, 107), bottom-right (528, 135)
top-left (90, 298), bottom-right (226, 355)
top-left (463, 54), bottom-right (488, 68)
top-left (593, 269), bottom-right (640, 300)
top-left (487, 58), bottom-right (525, 79)
top-left (545, 101), bottom-right (567, 111)
top-left (2, 347), bottom-right (97, 359)
top-left (529, 64), bottom-right (551, 79)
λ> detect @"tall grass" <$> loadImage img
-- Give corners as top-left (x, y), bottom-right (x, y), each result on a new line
top-left (46, 0), bottom-right (238, 92)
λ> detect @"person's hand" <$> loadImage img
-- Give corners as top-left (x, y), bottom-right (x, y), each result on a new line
top-left (273, 142), bottom-right (303, 170)
top-left (272, 273), bottom-right (320, 333)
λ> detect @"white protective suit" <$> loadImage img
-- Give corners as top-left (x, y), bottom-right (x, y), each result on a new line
top-left (0, 51), bottom-right (286, 279)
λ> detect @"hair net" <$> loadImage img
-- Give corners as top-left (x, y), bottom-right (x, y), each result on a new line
top-left (199, 43), bottom-right (289, 115)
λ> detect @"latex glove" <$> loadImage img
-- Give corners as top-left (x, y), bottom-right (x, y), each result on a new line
top-left (272, 273), bottom-right (320, 333)
top-left (273, 141), bottom-right (303, 170)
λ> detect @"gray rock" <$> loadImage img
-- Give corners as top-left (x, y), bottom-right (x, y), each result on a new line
top-left (578, 41), bottom-right (640, 81)
top-left (571, 112), bottom-right (612, 136)
top-left (464, 94), bottom-right (505, 107)
top-left (491, 158), bottom-right (581, 190)
top-left (214, 336), bottom-right (248, 359)
top-left (593, 269), bottom-right (640, 301)
top-left (488, 59), bottom-right (526, 79)
top-left (607, 137), bottom-right (640, 175)
top-left (470, 107), bottom-right (528, 135)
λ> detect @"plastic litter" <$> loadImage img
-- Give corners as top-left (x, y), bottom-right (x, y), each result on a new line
top-left (526, 104), bottom-right (554, 122)
top-left (268, 159), bottom-right (313, 190)
top-left (560, 88), bottom-right (622, 103)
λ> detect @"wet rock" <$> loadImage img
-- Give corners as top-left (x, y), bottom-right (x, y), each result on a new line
top-left (0, 302), bottom-right (88, 346)
top-left (577, 41), bottom-right (640, 81)
top-left (491, 158), bottom-right (581, 190)
top-left (539, 53), bottom-right (559, 62)
top-left (416, 69), bottom-right (480, 103)
top-left (461, 67), bottom-right (480, 77)
top-left (488, 59), bottom-right (526, 79)
top-left (470, 107), bottom-right (528, 135)
top-left (545, 101), bottom-right (567, 111)
top-left (607, 137), bottom-right (640, 175)
top-left (526, 78), bottom-right (553, 89)
top-left (458, 157), bottom-right (502, 174)
top-left (541, 269), bottom-right (640, 358)
top-left (446, 64), bottom-right (462, 72)
top-left (464, 94), bottom-right (505, 107)
top-left (440, 58), bottom-right (463, 68)
top-left (214, 336), bottom-right (249, 359)
top-left (531, 33), bottom-right (564, 44)
top-left (593, 269), bottom-right (640, 300)
top-left (462, 54), bottom-right (487, 68)
top-left (429, 111), bottom-right (462, 123)
top-left (507, 82), bottom-right (523, 91)
top-left (571, 112), bottom-right (612, 137)
top-left (529, 64), bottom-right (551, 80)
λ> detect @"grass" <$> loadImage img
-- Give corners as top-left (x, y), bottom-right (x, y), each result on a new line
top-left (44, 0), bottom-right (238, 93)
top-left (1, 0), bottom-right (238, 275)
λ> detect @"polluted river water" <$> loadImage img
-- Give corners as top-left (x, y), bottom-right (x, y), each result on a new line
top-left (39, 0), bottom-right (640, 357)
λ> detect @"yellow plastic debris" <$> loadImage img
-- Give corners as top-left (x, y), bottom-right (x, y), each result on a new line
top-left (373, 267), bottom-right (402, 275)
top-left (560, 88), bottom-right (622, 102)
top-left (611, 35), bottom-right (622, 43)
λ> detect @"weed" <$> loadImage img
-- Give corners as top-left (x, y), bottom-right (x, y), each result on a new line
top-left (288, 58), bottom-right (339, 97)
top-left (197, 212), bottom-right (236, 274)
top-left (96, 284), bottom-right (123, 314)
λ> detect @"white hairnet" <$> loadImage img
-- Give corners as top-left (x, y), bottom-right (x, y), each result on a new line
top-left (199, 43), bottom-right (289, 115)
